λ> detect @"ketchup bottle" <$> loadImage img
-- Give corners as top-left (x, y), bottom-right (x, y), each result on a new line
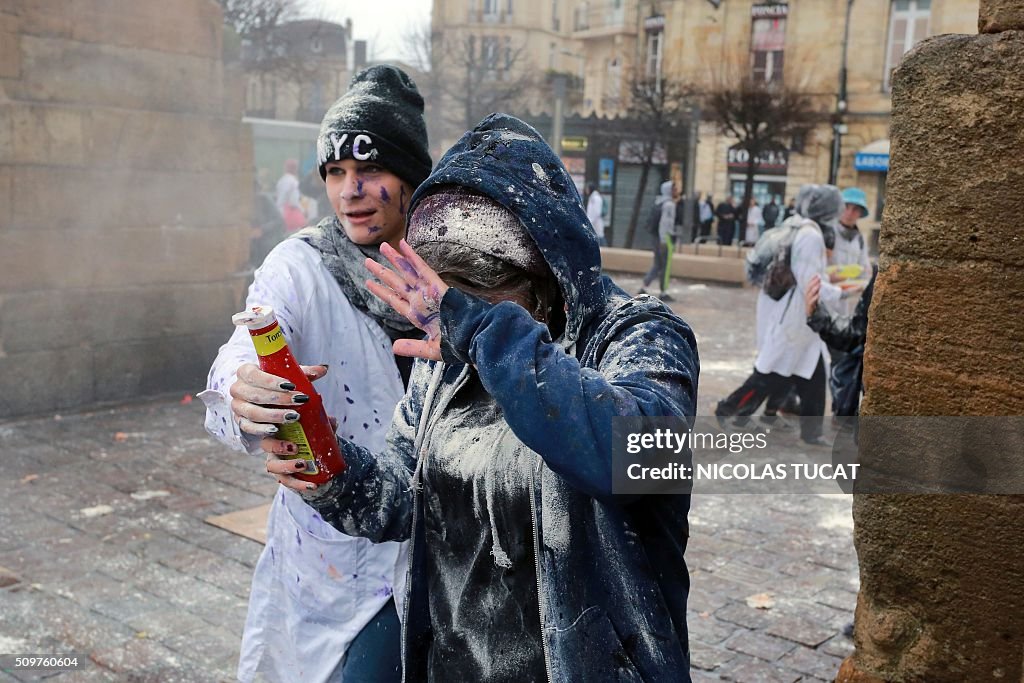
top-left (232, 305), bottom-right (345, 484)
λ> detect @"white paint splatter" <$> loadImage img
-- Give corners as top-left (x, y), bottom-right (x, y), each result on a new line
top-left (80, 504), bottom-right (114, 518)
top-left (130, 490), bottom-right (170, 501)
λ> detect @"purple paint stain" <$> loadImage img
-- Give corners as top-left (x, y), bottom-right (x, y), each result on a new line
top-left (270, 546), bottom-right (276, 562)
top-left (374, 584), bottom-right (393, 598)
top-left (397, 258), bottom-right (419, 279)
top-left (345, 397), bottom-right (355, 405)
top-left (415, 311), bottom-right (439, 327)
top-left (344, 384), bottom-right (350, 392)
top-left (362, 423), bottom-right (369, 430)
top-left (295, 529), bottom-right (302, 546)
top-left (380, 186), bottom-right (390, 203)
top-left (367, 225), bottom-right (382, 234)
top-left (399, 186), bottom-right (407, 213)
top-left (297, 574), bottom-right (301, 583)
top-left (356, 179), bottom-right (364, 195)
top-left (280, 491), bottom-right (285, 504)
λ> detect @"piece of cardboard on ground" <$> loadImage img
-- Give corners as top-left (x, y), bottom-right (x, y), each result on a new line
top-left (205, 504), bottom-right (271, 544)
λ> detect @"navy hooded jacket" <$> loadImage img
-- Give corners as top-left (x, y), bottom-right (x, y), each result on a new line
top-left (304, 114), bottom-right (699, 682)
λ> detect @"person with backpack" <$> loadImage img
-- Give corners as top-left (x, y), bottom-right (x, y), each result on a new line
top-left (639, 180), bottom-right (678, 301)
top-left (715, 184), bottom-right (844, 445)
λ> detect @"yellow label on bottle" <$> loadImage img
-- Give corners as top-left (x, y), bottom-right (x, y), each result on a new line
top-left (277, 421), bottom-right (319, 475)
top-left (252, 324), bottom-right (288, 356)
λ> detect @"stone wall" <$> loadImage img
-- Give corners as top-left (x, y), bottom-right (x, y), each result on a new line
top-left (840, 3), bottom-right (1024, 680)
top-left (0, 0), bottom-right (252, 418)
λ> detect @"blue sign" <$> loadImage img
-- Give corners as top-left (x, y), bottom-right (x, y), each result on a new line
top-left (855, 152), bottom-right (889, 172)
top-left (599, 158), bottom-right (615, 193)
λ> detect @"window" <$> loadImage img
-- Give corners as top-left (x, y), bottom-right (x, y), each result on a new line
top-left (482, 36), bottom-right (500, 79)
top-left (645, 31), bottom-right (663, 82)
top-left (483, 0), bottom-right (498, 15)
top-left (884, 0), bottom-right (931, 91)
top-left (552, 0), bottom-right (560, 30)
top-left (751, 14), bottom-right (786, 83)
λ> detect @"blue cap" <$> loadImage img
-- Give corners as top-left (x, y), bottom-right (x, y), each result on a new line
top-left (841, 187), bottom-right (870, 218)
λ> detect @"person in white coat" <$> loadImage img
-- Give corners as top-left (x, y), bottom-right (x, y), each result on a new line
top-left (585, 183), bottom-right (606, 246)
top-left (200, 65), bottom-right (432, 683)
top-left (716, 185), bottom-right (844, 444)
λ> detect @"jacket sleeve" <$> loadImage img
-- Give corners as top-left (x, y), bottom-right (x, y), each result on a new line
top-left (301, 362), bottom-right (434, 543)
top-left (198, 243), bottom-right (316, 456)
top-left (438, 289), bottom-right (698, 503)
top-left (808, 274), bottom-right (874, 352)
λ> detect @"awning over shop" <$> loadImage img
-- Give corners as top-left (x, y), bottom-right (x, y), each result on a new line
top-left (855, 139), bottom-right (890, 172)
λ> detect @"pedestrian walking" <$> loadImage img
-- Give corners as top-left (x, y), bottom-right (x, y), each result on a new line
top-left (200, 65), bottom-right (432, 683)
top-left (264, 113), bottom-right (700, 682)
top-left (699, 192), bottom-right (715, 240)
top-left (276, 158), bottom-right (307, 233)
top-left (716, 184), bottom-right (844, 445)
top-left (640, 180), bottom-right (678, 301)
top-left (744, 197), bottom-right (763, 245)
top-left (585, 182), bottom-right (606, 246)
top-left (762, 197), bottom-right (780, 231)
top-left (782, 197), bottom-right (796, 221)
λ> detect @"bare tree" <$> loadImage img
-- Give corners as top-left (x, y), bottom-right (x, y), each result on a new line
top-left (703, 74), bottom-right (822, 208)
top-left (217, 0), bottom-right (327, 81)
top-left (402, 22), bottom-right (542, 150)
top-left (620, 72), bottom-right (695, 249)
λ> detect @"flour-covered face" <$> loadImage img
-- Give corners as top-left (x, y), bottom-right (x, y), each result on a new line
top-left (325, 159), bottom-right (413, 249)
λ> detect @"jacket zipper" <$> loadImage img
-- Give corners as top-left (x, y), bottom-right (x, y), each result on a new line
top-left (529, 463), bottom-right (554, 683)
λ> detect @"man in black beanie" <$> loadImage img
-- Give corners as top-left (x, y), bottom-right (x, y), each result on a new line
top-left (201, 65), bottom-right (430, 683)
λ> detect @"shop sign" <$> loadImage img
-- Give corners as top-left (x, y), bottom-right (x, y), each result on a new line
top-left (562, 136), bottom-right (588, 152)
top-left (726, 145), bottom-right (789, 174)
top-left (854, 152), bottom-right (889, 172)
top-left (751, 3), bottom-right (789, 19)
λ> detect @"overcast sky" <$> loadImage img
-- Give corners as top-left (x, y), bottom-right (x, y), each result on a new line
top-left (304, 0), bottom-right (433, 63)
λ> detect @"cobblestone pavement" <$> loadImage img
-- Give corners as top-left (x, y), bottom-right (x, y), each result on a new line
top-left (0, 275), bottom-right (856, 682)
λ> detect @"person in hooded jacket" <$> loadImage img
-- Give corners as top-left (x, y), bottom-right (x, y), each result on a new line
top-left (263, 114), bottom-right (700, 682)
top-left (200, 65), bottom-right (431, 683)
top-left (639, 180), bottom-right (678, 301)
top-left (715, 185), bottom-right (844, 445)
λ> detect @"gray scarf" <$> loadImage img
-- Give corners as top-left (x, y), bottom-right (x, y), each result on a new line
top-left (292, 216), bottom-right (418, 339)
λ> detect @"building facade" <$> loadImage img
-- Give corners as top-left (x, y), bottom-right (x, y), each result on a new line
top-left (434, 0), bottom-right (979, 241)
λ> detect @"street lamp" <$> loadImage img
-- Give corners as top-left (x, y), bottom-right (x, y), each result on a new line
top-left (829, 0), bottom-right (854, 185)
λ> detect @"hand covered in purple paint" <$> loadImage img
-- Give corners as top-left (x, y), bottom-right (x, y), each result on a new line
top-left (365, 240), bottom-right (448, 361)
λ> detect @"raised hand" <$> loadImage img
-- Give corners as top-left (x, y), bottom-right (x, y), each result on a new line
top-left (365, 239), bottom-right (449, 361)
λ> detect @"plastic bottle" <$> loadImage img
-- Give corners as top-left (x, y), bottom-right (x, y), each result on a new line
top-left (232, 305), bottom-right (345, 484)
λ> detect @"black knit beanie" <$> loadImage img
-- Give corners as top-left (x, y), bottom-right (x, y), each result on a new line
top-left (315, 65), bottom-right (431, 188)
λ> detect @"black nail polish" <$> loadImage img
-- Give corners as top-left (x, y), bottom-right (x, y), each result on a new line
top-left (279, 382), bottom-right (296, 391)
top-left (306, 483), bottom-right (317, 490)
top-left (294, 460), bottom-right (307, 469)
top-left (284, 411), bottom-right (300, 422)
top-left (293, 394), bottom-right (310, 404)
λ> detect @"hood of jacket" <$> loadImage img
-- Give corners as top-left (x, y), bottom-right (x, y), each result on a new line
top-left (407, 113), bottom-right (603, 344)
top-left (656, 180), bottom-right (674, 205)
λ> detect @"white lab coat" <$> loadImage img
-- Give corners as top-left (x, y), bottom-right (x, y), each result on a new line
top-left (586, 190), bottom-right (605, 240)
top-left (199, 238), bottom-right (408, 683)
top-left (754, 222), bottom-right (841, 379)
top-left (830, 225), bottom-right (872, 316)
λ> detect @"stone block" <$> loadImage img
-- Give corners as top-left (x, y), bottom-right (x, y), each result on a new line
top-left (979, 0), bottom-right (1024, 32)
top-left (0, 347), bottom-right (94, 417)
top-left (91, 333), bottom-right (224, 402)
top-left (0, 13), bottom-right (18, 79)
top-left (10, 36), bottom-right (231, 117)
top-left (10, 166), bottom-right (251, 231)
top-left (883, 32), bottom-right (1024, 269)
top-left (0, 282), bottom-right (240, 354)
top-left (864, 260), bottom-right (1024, 415)
top-left (849, 495), bottom-right (1024, 680)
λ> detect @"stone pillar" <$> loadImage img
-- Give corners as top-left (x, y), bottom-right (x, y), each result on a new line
top-left (838, 2), bottom-right (1024, 681)
top-left (0, 0), bottom-right (252, 417)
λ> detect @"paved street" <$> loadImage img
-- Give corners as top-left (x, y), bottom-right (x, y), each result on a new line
top-left (0, 275), bottom-right (856, 682)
